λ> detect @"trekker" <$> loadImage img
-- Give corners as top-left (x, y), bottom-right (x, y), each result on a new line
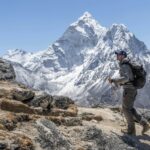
top-left (108, 50), bottom-right (149, 135)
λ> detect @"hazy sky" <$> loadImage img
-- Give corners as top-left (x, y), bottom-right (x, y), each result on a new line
top-left (0, 0), bottom-right (150, 56)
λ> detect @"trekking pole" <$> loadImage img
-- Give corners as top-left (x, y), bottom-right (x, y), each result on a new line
top-left (107, 76), bottom-right (127, 127)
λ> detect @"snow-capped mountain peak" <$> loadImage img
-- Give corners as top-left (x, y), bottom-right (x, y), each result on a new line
top-left (49, 12), bottom-right (108, 69)
top-left (80, 11), bottom-right (92, 19)
top-left (77, 11), bottom-right (96, 24)
top-left (70, 12), bottom-right (106, 36)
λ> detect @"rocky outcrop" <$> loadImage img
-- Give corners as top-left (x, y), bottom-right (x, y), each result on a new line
top-left (0, 59), bottom-right (16, 80)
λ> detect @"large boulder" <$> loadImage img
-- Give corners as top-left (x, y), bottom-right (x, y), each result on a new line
top-left (12, 89), bottom-right (35, 102)
top-left (29, 93), bottom-right (53, 111)
top-left (53, 95), bottom-right (74, 109)
top-left (0, 59), bottom-right (16, 80)
top-left (0, 99), bottom-right (41, 114)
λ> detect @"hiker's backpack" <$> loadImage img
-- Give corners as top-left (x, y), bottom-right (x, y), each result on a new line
top-left (123, 60), bottom-right (146, 89)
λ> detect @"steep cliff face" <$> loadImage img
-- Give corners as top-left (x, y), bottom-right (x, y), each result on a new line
top-left (3, 12), bottom-right (150, 107)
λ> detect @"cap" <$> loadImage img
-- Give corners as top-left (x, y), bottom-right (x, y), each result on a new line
top-left (115, 50), bottom-right (127, 57)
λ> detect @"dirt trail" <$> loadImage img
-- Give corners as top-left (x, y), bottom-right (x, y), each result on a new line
top-left (78, 107), bottom-right (150, 148)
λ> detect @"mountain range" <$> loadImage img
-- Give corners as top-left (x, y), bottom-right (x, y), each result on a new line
top-left (3, 12), bottom-right (150, 107)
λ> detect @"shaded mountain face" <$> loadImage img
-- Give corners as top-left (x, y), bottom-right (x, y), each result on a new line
top-left (0, 58), bottom-right (16, 80)
top-left (3, 12), bottom-right (150, 107)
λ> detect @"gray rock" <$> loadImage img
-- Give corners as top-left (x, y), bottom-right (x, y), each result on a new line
top-left (29, 94), bottom-right (53, 111)
top-left (53, 95), bottom-right (74, 109)
top-left (36, 119), bottom-right (72, 150)
top-left (63, 117), bottom-right (82, 126)
top-left (0, 58), bottom-right (16, 80)
top-left (29, 94), bottom-right (75, 113)
top-left (12, 89), bottom-right (35, 102)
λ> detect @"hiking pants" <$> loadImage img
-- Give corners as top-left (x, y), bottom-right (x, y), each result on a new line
top-left (122, 88), bottom-right (143, 130)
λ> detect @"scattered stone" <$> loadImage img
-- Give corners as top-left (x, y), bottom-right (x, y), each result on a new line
top-left (63, 117), bottom-right (82, 126)
top-left (109, 106), bottom-right (121, 113)
top-left (80, 112), bottom-right (103, 121)
top-left (46, 116), bottom-right (82, 126)
top-left (50, 106), bottom-right (78, 117)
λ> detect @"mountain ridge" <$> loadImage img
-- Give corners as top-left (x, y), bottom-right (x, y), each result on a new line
top-left (3, 12), bottom-right (150, 107)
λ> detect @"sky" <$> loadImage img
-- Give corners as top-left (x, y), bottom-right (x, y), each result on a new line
top-left (0, 0), bottom-right (150, 56)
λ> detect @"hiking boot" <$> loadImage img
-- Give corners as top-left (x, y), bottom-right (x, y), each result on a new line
top-left (142, 123), bottom-right (150, 135)
top-left (140, 118), bottom-right (150, 135)
top-left (121, 128), bottom-right (136, 136)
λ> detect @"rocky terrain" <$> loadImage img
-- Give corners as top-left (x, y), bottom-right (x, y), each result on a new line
top-left (0, 59), bottom-right (150, 149)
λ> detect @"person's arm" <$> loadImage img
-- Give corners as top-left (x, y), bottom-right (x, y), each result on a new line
top-left (110, 64), bottom-right (133, 84)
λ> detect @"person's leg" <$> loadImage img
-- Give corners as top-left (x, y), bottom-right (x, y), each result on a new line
top-left (132, 108), bottom-right (150, 134)
top-left (130, 91), bottom-right (149, 134)
top-left (131, 108), bottom-right (141, 122)
top-left (122, 89), bottom-right (149, 135)
top-left (122, 88), bottom-right (137, 135)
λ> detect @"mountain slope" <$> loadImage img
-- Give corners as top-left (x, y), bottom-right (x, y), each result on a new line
top-left (3, 12), bottom-right (150, 107)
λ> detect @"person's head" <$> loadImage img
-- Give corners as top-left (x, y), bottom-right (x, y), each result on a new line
top-left (115, 50), bottom-right (127, 62)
